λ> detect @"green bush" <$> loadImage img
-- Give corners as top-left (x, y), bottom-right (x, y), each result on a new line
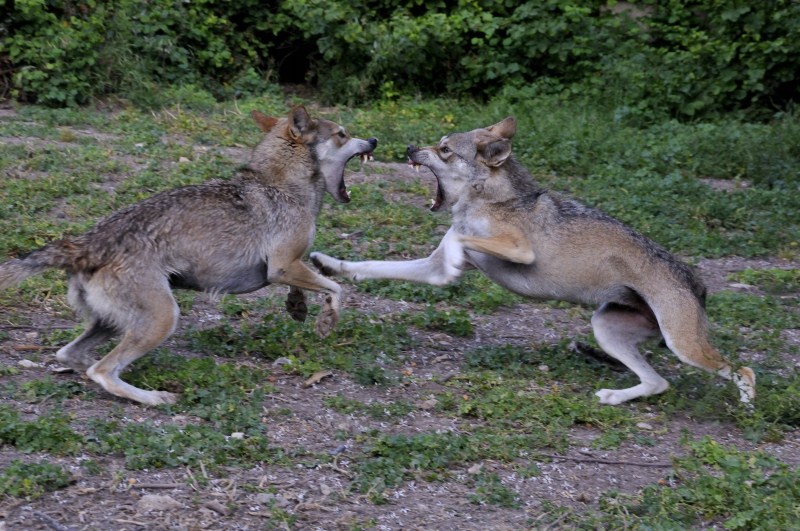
top-left (2, 1), bottom-right (798, 116)
top-left (2, 0), bottom-right (279, 106)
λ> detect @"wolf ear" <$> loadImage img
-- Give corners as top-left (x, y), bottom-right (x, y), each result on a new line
top-left (485, 116), bottom-right (516, 140)
top-left (476, 132), bottom-right (512, 167)
top-left (251, 110), bottom-right (278, 133)
top-left (288, 106), bottom-right (313, 140)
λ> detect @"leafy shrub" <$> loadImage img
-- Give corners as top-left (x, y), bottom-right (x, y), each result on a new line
top-left (2, 0), bottom-right (279, 106)
top-left (3, 1), bottom-right (798, 116)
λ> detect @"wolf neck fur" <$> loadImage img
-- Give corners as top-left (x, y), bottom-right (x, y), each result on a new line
top-left (241, 137), bottom-right (324, 209)
top-left (455, 156), bottom-right (543, 213)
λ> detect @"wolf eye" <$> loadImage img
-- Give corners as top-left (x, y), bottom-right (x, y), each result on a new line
top-left (440, 146), bottom-right (450, 153)
top-left (337, 131), bottom-right (346, 139)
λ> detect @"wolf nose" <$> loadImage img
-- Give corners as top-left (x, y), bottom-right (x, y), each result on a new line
top-left (368, 138), bottom-right (378, 149)
top-left (406, 144), bottom-right (418, 156)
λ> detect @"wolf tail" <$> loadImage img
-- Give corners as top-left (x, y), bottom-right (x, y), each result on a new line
top-left (0, 240), bottom-right (80, 288)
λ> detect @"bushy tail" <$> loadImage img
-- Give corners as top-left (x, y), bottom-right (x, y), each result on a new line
top-left (0, 240), bottom-right (79, 288)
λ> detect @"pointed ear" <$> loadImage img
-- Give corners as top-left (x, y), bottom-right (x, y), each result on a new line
top-left (288, 106), bottom-right (313, 139)
top-left (251, 110), bottom-right (278, 133)
top-left (485, 116), bottom-right (516, 140)
top-left (475, 131), bottom-right (512, 167)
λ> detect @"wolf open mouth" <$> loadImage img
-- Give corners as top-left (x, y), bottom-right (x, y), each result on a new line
top-left (408, 160), bottom-right (444, 211)
top-left (336, 147), bottom-right (378, 203)
top-left (337, 150), bottom-right (374, 202)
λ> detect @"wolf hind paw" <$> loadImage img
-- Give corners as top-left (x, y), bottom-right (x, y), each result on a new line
top-left (595, 380), bottom-right (669, 405)
top-left (55, 349), bottom-right (98, 371)
top-left (139, 391), bottom-right (180, 406)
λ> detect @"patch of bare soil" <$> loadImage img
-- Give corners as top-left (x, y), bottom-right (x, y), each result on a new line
top-left (1, 161), bottom-right (799, 530)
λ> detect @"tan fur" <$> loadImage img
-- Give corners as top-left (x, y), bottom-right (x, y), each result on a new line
top-left (312, 117), bottom-right (754, 406)
top-left (0, 107), bottom-right (377, 406)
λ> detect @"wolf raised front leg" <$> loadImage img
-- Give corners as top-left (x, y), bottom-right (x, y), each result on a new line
top-left (458, 231), bottom-right (535, 265)
top-left (311, 228), bottom-right (469, 287)
top-left (269, 259), bottom-right (342, 337)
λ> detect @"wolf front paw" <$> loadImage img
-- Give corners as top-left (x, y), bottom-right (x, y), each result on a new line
top-left (310, 252), bottom-right (342, 277)
top-left (314, 309), bottom-right (339, 338)
top-left (285, 288), bottom-right (308, 322)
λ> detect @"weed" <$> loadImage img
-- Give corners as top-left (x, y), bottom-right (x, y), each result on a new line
top-left (728, 268), bottom-right (800, 294)
top-left (469, 472), bottom-right (520, 508)
top-left (607, 437), bottom-right (800, 530)
top-left (14, 377), bottom-right (90, 403)
top-left (124, 352), bottom-right (274, 434)
top-left (324, 394), bottom-right (414, 419)
top-left (0, 461), bottom-right (72, 500)
top-left (87, 419), bottom-right (280, 470)
top-left (409, 304), bottom-right (474, 337)
top-left (185, 310), bottom-right (412, 382)
top-left (0, 405), bottom-right (83, 455)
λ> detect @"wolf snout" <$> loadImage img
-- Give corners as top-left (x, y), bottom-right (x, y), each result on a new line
top-left (406, 145), bottom-right (423, 172)
top-left (368, 138), bottom-right (378, 149)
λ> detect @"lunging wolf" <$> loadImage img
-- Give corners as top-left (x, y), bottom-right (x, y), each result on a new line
top-left (311, 117), bottom-right (754, 406)
top-left (0, 106), bottom-right (377, 406)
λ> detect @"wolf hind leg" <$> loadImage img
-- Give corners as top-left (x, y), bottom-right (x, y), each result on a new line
top-left (56, 319), bottom-right (116, 370)
top-left (658, 299), bottom-right (755, 404)
top-left (591, 303), bottom-right (667, 405)
top-left (85, 279), bottom-right (180, 406)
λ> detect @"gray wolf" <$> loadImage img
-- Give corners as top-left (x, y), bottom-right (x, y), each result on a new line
top-left (311, 117), bottom-right (754, 406)
top-left (0, 106), bottom-right (377, 406)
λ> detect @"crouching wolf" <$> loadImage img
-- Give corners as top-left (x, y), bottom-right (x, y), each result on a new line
top-left (311, 117), bottom-right (755, 406)
top-left (0, 106), bottom-right (377, 406)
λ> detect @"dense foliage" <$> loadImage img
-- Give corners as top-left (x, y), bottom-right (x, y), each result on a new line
top-left (2, 1), bottom-right (798, 116)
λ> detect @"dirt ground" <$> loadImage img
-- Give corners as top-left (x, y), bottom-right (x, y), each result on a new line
top-left (1, 141), bottom-right (798, 530)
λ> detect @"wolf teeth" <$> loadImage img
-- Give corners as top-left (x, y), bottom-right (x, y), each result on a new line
top-left (414, 163), bottom-right (421, 172)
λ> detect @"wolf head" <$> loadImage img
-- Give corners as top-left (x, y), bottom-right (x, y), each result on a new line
top-left (407, 117), bottom-right (516, 211)
top-left (252, 107), bottom-right (377, 203)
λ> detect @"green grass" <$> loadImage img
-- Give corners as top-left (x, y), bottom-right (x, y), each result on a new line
top-left (0, 88), bottom-right (798, 523)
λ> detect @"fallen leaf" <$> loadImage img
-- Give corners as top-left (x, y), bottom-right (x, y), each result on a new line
top-left (303, 370), bottom-right (333, 388)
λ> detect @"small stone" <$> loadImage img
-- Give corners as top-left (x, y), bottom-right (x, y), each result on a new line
top-left (538, 364), bottom-right (550, 372)
top-left (18, 359), bottom-right (42, 369)
top-left (418, 398), bottom-right (438, 410)
top-left (272, 357), bottom-right (293, 367)
top-left (178, 156), bottom-right (190, 163)
top-left (230, 432), bottom-right (245, 440)
top-left (636, 422), bottom-right (654, 430)
top-left (137, 494), bottom-right (183, 513)
top-left (467, 463), bottom-right (483, 475)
